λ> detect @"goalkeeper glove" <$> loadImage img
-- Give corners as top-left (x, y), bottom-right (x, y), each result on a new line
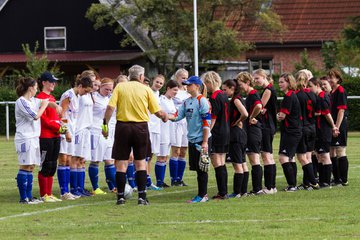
top-left (195, 144), bottom-right (210, 172)
top-left (58, 125), bottom-right (68, 134)
top-left (102, 119), bottom-right (109, 138)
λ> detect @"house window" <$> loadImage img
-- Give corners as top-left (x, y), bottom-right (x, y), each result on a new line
top-left (247, 57), bottom-right (274, 73)
top-left (44, 27), bottom-right (66, 51)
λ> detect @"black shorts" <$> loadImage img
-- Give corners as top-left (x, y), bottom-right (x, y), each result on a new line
top-left (188, 138), bottom-right (212, 171)
top-left (40, 137), bottom-right (61, 165)
top-left (246, 126), bottom-right (262, 154)
top-left (112, 121), bottom-right (149, 160)
top-left (261, 128), bottom-right (274, 153)
top-left (315, 137), bottom-right (330, 154)
top-left (279, 131), bottom-right (302, 158)
top-left (331, 118), bottom-right (348, 147)
top-left (297, 124), bottom-right (316, 154)
top-left (210, 144), bottom-right (229, 154)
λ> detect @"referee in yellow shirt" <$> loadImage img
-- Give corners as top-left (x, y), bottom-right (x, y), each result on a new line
top-left (103, 65), bottom-right (168, 205)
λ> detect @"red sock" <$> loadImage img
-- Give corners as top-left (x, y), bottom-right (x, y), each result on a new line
top-left (47, 176), bottom-right (54, 196)
top-left (38, 172), bottom-right (47, 197)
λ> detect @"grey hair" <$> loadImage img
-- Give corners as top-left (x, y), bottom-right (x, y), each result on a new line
top-left (128, 65), bottom-right (145, 81)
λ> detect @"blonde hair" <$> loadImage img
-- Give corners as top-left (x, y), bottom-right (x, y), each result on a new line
top-left (76, 70), bottom-right (96, 81)
top-left (100, 77), bottom-right (114, 85)
top-left (152, 74), bottom-right (165, 85)
top-left (253, 68), bottom-right (273, 84)
top-left (115, 74), bottom-right (128, 85)
top-left (295, 71), bottom-right (308, 90)
top-left (201, 71), bottom-right (222, 89)
top-left (298, 69), bottom-right (313, 80)
top-left (236, 71), bottom-right (255, 86)
top-left (280, 73), bottom-right (297, 91)
top-left (174, 68), bottom-right (188, 80)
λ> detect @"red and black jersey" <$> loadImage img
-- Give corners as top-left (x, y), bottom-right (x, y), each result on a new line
top-left (210, 89), bottom-right (230, 145)
top-left (260, 83), bottom-right (277, 132)
top-left (279, 90), bottom-right (302, 133)
top-left (330, 85), bottom-right (348, 121)
top-left (315, 91), bottom-right (332, 141)
top-left (36, 91), bottom-right (61, 138)
top-left (296, 88), bottom-right (317, 126)
top-left (245, 89), bottom-right (262, 128)
top-left (230, 95), bottom-right (245, 126)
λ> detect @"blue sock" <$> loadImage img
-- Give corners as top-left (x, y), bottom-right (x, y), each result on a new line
top-left (70, 168), bottom-right (77, 193)
top-left (17, 170), bottom-right (28, 201)
top-left (57, 165), bottom-right (67, 195)
top-left (126, 163), bottom-right (136, 188)
top-left (169, 157), bottom-right (178, 184)
top-left (155, 161), bottom-right (167, 186)
top-left (88, 163), bottom-right (99, 190)
top-left (177, 158), bottom-right (186, 182)
top-left (65, 166), bottom-right (70, 193)
top-left (77, 168), bottom-right (85, 192)
top-left (26, 172), bottom-right (33, 199)
top-left (104, 164), bottom-right (116, 190)
top-left (146, 174), bottom-right (152, 187)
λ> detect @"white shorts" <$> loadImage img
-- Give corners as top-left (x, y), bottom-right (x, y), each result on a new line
top-left (149, 132), bottom-right (160, 155)
top-left (74, 128), bottom-right (91, 160)
top-left (15, 137), bottom-right (40, 166)
top-left (158, 142), bottom-right (171, 157)
top-left (59, 135), bottom-right (75, 156)
top-left (91, 133), bottom-right (113, 162)
top-left (170, 121), bottom-right (188, 147)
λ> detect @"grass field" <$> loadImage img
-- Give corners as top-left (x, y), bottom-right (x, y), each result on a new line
top-left (0, 134), bottom-right (359, 240)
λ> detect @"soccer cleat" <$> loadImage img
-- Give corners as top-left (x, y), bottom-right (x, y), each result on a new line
top-left (157, 182), bottom-right (170, 188)
top-left (297, 184), bottom-right (306, 190)
top-left (41, 194), bottom-right (57, 203)
top-left (187, 195), bottom-right (209, 203)
top-left (93, 188), bottom-right (107, 195)
top-left (341, 181), bottom-right (349, 186)
top-left (284, 186), bottom-right (297, 192)
top-left (309, 183), bottom-right (320, 190)
top-left (147, 183), bottom-right (162, 191)
top-left (116, 198), bottom-right (126, 205)
top-left (49, 195), bottom-right (62, 202)
top-left (249, 190), bottom-right (265, 195)
top-left (173, 180), bottom-right (188, 187)
top-left (212, 194), bottom-right (229, 200)
top-left (69, 192), bottom-right (81, 199)
top-left (272, 188), bottom-right (278, 193)
top-left (61, 192), bottom-right (76, 200)
top-left (110, 188), bottom-right (117, 193)
top-left (138, 198), bottom-right (150, 205)
top-left (262, 188), bottom-right (275, 194)
top-left (19, 198), bottom-right (40, 204)
top-left (79, 189), bottom-right (93, 197)
top-left (228, 193), bottom-right (241, 198)
top-left (28, 197), bottom-right (44, 204)
top-left (319, 183), bottom-right (332, 189)
top-left (241, 193), bottom-right (249, 197)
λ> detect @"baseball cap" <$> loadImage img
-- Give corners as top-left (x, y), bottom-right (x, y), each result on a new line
top-left (39, 71), bottom-right (59, 82)
top-left (182, 76), bottom-right (202, 85)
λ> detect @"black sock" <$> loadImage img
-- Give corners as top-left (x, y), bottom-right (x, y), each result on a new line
top-left (323, 164), bottom-right (332, 185)
top-left (135, 170), bottom-right (147, 199)
top-left (303, 163), bottom-right (317, 185)
top-left (197, 170), bottom-right (208, 197)
top-left (338, 156), bottom-right (349, 183)
top-left (241, 171), bottom-right (249, 194)
top-left (264, 165), bottom-right (272, 190)
top-left (290, 162), bottom-right (297, 186)
top-left (251, 165), bottom-right (262, 192)
top-left (302, 165), bottom-right (309, 186)
top-left (116, 172), bottom-right (126, 200)
top-left (222, 165), bottom-right (228, 196)
top-left (331, 157), bottom-right (340, 182)
top-left (233, 173), bottom-right (244, 194)
top-left (215, 166), bottom-right (223, 195)
top-left (272, 164), bottom-right (277, 188)
top-left (312, 154), bottom-right (318, 178)
top-left (318, 163), bottom-right (324, 184)
top-left (281, 162), bottom-right (296, 187)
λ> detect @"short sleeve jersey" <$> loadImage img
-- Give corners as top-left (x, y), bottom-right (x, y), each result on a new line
top-left (173, 89), bottom-right (190, 124)
top-left (176, 95), bottom-right (211, 143)
top-left (245, 89), bottom-right (262, 128)
top-left (279, 90), bottom-right (302, 133)
top-left (159, 95), bottom-right (177, 144)
top-left (148, 90), bottom-right (161, 134)
top-left (261, 84), bottom-right (277, 131)
top-left (330, 85), bottom-right (348, 121)
top-left (15, 96), bottom-right (42, 140)
top-left (296, 88), bottom-right (317, 126)
top-left (76, 93), bottom-right (93, 132)
top-left (59, 88), bottom-right (79, 134)
top-left (108, 81), bottom-right (161, 122)
top-left (230, 95), bottom-right (245, 126)
top-left (92, 91), bottom-right (110, 134)
top-left (36, 91), bottom-right (61, 138)
top-left (210, 90), bottom-right (230, 145)
top-left (315, 91), bottom-right (332, 140)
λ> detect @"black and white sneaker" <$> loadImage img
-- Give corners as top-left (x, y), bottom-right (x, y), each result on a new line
top-left (284, 186), bottom-right (297, 192)
top-left (138, 198), bottom-right (150, 205)
top-left (157, 182), bottom-right (170, 188)
top-left (116, 198), bottom-right (126, 205)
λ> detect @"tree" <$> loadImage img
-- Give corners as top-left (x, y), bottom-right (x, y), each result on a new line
top-left (293, 48), bottom-right (320, 76)
top-left (86, 0), bottom-right (284, 77)
top-left (321, 41), bottom-right (338, 71)
top-left (337, 16), bottom-right (360, 70)
top-left (13, 42), bottom-right (62, 79)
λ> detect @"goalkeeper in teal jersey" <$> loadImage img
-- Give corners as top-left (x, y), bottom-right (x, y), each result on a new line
top-left (169, 76), bottom-right (212, 203)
